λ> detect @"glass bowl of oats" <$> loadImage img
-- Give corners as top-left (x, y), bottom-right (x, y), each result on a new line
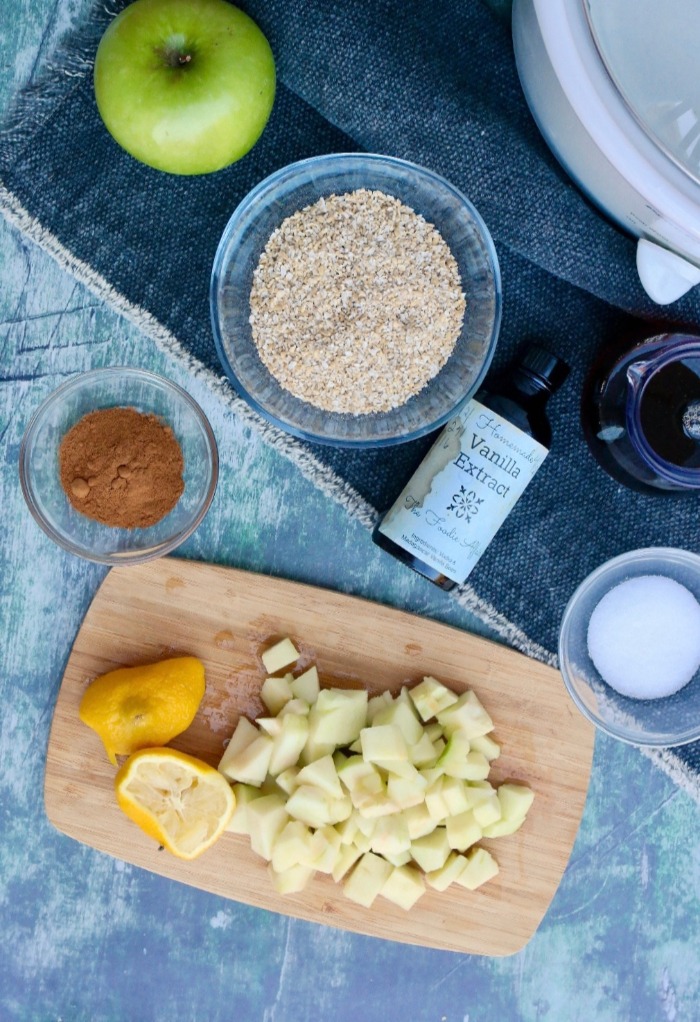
top-left (210, 153), bottom-right (502, 447)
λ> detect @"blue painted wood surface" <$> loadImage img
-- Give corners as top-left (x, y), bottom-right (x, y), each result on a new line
top-left (1, 2), bottom-right (699, 1019)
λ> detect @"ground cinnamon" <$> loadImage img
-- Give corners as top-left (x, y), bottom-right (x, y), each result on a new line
top-left (58, 407), bottom-right (185, 529)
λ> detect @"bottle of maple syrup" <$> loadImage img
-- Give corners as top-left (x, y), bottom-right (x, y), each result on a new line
top-left (372, 346), bottom-right (569, 590)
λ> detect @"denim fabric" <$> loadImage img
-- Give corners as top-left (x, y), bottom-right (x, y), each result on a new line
top-left (3, 0), bottom-right (700, 773)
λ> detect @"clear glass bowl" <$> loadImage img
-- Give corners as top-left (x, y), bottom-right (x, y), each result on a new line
top-left (210, 153), bottom-right (502, 447)
top-left (19, 367), bottom-right (218, 564)
top-left (558, 547), bottom-right (700, 746)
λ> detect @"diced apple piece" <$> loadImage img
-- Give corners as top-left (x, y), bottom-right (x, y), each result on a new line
top-left (225, 783), bottom-right (264, 835)
top-left (367, 690), bottom-right (392, 723)
top-left (285, 785), bottom-right (350, 828)
top-left (381, 759), bottom-right (417, 780)
top-left (464, 781), bottom-right (496, 807)
top-left (354, 814), bottom-right (377, 839)
top-left (426, 851), bottom-right (469, 892)
top-left (354, 792), bottom-right (398, 819)
top-left (497, 783), bottom-right (535, 821)
top-left (360, 724), bottom-right (408, 764)
top-left (372, 698), bottom-right (423, 746)
top-left (332, 844), bottom-right (363, 882)
top-left (469, 734), bottom-right (501, 761)
top-left (457, 847), bottom-right (499, 890)
top-left (424, 778), bottom-right (449, 823)
top-left (354, 771), bottom-right (386, 798)
top-left (246, 794), bottom-right (289, 861)
top-left (440, 777), bottom-right (472, 817)
top-left (410, 827), bottom-right (451, 873)
top-left (268, 711), bottom-right (309, 777)
top-left (285, 785), bottom-right (333, 829)
top-left (296, 754), bottom-right (343, 799)
top-left (472, 793), bottom-right (502, 827)
top-left (458, 752), bottom-right (491, 782)
top-left (256, 716), bottom-right (283, 737)
top-left (260, 674), bottom-right (294, 715)
top-left (352, 830), bottom-right (372, 853)
top-left (220, 732), bottom-right (274, 786)
top-left (311, 689), bottom-right (368, 746)
top-left (275, 766), bottom-right (300, 796)
top-left (436, 731), bottom-right (470, 778)
top-left (445, 809), bottom-right (482, 851)
top-left (383, 849), bottom-right (412, 867)
top-left (403, 803), bottom-right (437, 841)
top-left (335, 812), bottom-right (360, 846)
top-left (424, 722), bottom-right (444, 742)
top-left (409, 676), bottom-right (459, 721)
top-left (301, 824), bottom-right (342, 873)
top-left (343, 852), bottom-right (393, 907)
top-left (370, 814), bottom-right (411, 857)
top-left (328, 795), bottom-right (353, 824)
top-left (409, 732), bottom-right (438, 768)
top-left (480, 784), bottom-right (533, 837)
top-left (268, 862), bottom-right (315, 895)
top-left (333, 750), bottom-right (349, 770)
top-left (277, 698), bottom-right (310, 717)
top-left (271, 820), bottom-right (314, 872)
top-left (437, 690), bottom-right (493, 739)
top-left (336, 756), bottom-right (383, 795)
top-left (381, 865), bottom-right (425, 910)
top-left (481, 816), bottom-right (526, 838)
top-left (218, 716), bottom-right (259, 778)
top-left (420, 766), bottom-right (444, 787)
top-left (290, 665), bottom-right (320, 704)
top-left (387, 768), bottom-right (428, 810)
top-left (299, 735), bottom-right (336, 766)
top-left (347, 738), bottom-right (363, 753)
top-left (261, 638), bottom-right (299, 674)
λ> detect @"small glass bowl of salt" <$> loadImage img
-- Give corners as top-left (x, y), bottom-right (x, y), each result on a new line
top-left (559, 547), bottom-right (700, 746)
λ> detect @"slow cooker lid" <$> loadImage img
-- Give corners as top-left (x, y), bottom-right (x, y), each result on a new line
top-left (585, 0), bottom-right (700, 187)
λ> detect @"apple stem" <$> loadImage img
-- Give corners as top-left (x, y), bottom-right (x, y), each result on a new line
top-left (158, 39), bottom-right (195, 70)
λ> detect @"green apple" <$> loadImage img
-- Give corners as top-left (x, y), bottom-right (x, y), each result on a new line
top-left (94, 0), bottom-right (276, 174)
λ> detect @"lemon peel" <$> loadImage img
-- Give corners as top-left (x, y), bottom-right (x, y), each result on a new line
top-left (78, 656), bottom-right (206, 764)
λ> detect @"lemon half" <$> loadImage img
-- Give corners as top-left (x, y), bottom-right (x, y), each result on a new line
top-left (79, 657), bottom-right (206, 765)
top-left (115, 748), bottom-right (235, 860)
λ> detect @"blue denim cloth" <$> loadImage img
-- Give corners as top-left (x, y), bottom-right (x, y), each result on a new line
top-left (3, 0), bottom-right (700, 772)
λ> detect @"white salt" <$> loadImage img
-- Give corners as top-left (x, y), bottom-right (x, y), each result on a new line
top-left (586, 575), bottom-right (700, 700)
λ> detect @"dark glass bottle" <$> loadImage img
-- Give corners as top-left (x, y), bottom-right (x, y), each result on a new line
top-left (372, 346), bottom-right (569, 590)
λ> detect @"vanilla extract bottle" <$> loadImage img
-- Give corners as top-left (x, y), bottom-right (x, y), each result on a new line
top-left (372, 346), bottom-right (569, 590)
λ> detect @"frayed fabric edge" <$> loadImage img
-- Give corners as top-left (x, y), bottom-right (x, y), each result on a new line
top-left (3, 180), bottom-right (700, 807)
top-left (0, 0), bottom-right (118, 161)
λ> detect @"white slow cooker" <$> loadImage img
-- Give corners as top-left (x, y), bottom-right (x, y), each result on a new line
top-left (512, 0), bottom-right (700, 304)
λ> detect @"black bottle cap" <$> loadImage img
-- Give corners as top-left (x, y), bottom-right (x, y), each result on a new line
top-left (518, 345), bottom-right (570, 393)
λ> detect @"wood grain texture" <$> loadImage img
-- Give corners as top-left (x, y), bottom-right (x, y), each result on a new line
top-left (45, 557), bottom-right (594, 956)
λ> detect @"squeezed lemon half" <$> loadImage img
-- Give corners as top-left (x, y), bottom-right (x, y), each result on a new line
top-left (79, 656), bottom-right (206, 765)
top-left (115, 748), bottom-right (235, 860)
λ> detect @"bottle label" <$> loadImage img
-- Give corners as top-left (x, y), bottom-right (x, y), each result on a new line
top-left (377, 398), bottom-right (549, 585)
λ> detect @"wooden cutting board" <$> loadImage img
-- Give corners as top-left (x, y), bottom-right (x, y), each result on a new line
top-left (45, 558), bottom-right (594, 956)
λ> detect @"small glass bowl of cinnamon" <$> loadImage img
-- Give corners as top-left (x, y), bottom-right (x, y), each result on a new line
top-left (19, 367), bottom-right (218, 564)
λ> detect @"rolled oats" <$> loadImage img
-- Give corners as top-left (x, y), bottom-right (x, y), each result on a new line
top-left (249, 189), bottom-right (466, 415)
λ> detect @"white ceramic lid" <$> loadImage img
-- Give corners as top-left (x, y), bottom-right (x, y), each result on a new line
top-left (586, 0), bottom-right (700, 186)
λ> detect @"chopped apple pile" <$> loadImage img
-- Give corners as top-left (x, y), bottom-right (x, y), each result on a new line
top-left (218, 638), bottom-right (534, 911)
